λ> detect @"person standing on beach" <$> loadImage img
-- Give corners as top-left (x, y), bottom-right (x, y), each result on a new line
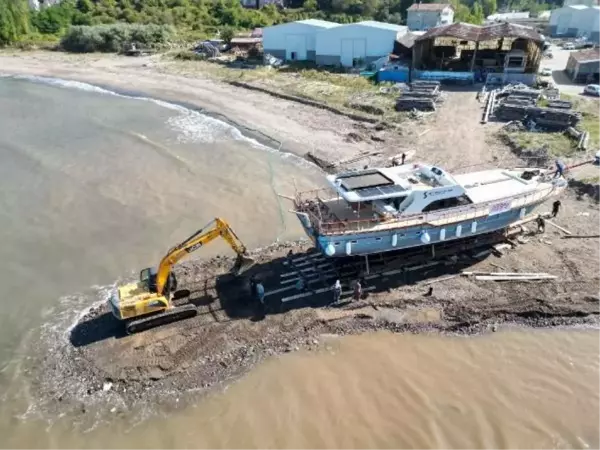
top-left (353, 280), bottom-right (362, 301)
top-left (333, 280), bottom-right (342, 303)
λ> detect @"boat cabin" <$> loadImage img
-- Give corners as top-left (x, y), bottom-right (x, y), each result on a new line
top-left (326, 164), bottom-right (473, 219)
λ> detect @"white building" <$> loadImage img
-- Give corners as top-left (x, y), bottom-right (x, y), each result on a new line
top-left (486, 11), bottom-right (530, 23)
top-left (549, 5), bottom-right (591, 37)
top-left (262, 19), bottom-right (339, 62)
top-left (406, 3), bottom-right (454, 31)
top-left (589, 6), bottom-right (600, 44)
top-left (563, 0), bottom-right (599, 7)
top-left (315, 21), bottom-right (408, 67)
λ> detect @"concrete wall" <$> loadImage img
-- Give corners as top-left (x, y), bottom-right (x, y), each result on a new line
top-left (316, 22), bottom-right (407, 67)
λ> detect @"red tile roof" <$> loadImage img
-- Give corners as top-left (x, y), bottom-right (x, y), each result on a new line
top-left (415, 21), bottom-right (543, 43)
top-left (408, 2), bottom-right (453, 11)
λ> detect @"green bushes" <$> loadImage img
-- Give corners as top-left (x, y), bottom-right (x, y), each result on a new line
top-left (0, 0), bottom-right (30, 45)
top-left (60, 23), bottom-right (175, 53)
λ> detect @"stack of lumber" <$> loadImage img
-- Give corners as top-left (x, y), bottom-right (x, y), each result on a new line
top-left (500, 85), bottom-right (541, 101)
top-left (396, 98), bottom-right (436, 111)
top-left (411, 80), bottom-right (441, 90)
top-left (495, 104), bottom-right (581, 128)
top-left (543, 88), bottom-right (560, 100)
top-left (397, 81), bottom-right (441, 112)
top-left (547, 100), bottom-right (572, 109)
top-left (503, 96), bottom-right (536, 106)
top-left (462, 271), bottom-right (557, 281)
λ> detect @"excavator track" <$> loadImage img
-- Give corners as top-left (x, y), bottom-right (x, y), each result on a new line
top-left (125, 304), bottom-right (198, 335)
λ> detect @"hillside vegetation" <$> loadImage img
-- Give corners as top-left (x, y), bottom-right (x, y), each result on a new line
top-left (1, 0), bottom-right (557, 48)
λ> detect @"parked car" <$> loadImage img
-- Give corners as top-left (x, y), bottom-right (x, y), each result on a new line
top-left (544, 50), bottom-right (553, 59)
top-left (583, 84), bottom-right (600, 96)
top-left (539, 67), bottom-right (552, 76)
top-left (563, 42), bottom-right (575, 50)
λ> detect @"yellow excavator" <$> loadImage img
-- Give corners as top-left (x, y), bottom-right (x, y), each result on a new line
top-left (108, 218), bottom-right (255, 334)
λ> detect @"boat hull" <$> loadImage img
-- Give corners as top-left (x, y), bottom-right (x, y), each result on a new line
top-left (298, 202), bottom-right (544, 258)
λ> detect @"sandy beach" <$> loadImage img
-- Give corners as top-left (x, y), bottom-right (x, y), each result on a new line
top-left (0, 51), bottom-right (523, 172)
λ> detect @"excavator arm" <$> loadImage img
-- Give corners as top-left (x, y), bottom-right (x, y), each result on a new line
top-left (154, 218), bottom-right (254, 295)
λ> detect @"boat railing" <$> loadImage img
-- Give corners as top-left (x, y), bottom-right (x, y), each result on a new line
top-left (295, 183), bottom-right (560, 236)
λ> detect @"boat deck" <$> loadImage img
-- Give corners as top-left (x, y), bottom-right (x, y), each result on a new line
top-left (457, 170), bottom-right (535, 204)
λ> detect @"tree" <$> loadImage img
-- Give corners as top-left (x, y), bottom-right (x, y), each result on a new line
top-left (0, 0), bottom-right (29, 45)
top-left (303, 0), bottom-right (317, 11)
top-left (470, 1), bottom-right (484, 24)
top-left (482, 0), bottom-right (496, 17)
top-left (219, 25), bottom-right (234, 43)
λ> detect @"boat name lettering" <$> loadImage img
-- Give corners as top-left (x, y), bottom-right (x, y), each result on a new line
top-left (489, 200), bottom-right (512, 216)
top-left (423, 188), bottom-right (455, 199)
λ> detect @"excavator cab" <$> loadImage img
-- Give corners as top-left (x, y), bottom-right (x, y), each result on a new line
top-left (140, 266), bottom-right (177, 294)
top-left (111, 217), bottom-right (255, 333)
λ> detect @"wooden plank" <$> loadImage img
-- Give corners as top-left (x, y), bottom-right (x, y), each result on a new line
top-left (474, 275), bottom-right (557, 281)
top-left (545, 220), bottom-right (572, 235)
top-left (463, 271), bottom-right (552, 276)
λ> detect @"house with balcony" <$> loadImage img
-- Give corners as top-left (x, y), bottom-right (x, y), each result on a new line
top-left (407, 3), bottom-right (454, 31)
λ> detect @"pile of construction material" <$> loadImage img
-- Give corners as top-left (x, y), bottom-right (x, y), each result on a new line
top-left (547, 100), bottom-right (572, 109)
top-left (396, 81), bottom-right (443, 112)
top-left (491, 83), bottom-right (581, 130)
top-left (495, 104), bottom-right (581, 129)
top-left (566, 127), bottom-right (590, 151)
top-left (542, 87), bottom-right (560, 101)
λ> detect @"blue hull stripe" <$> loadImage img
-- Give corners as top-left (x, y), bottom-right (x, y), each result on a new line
top-left (302, 204), bottom-right (541, 258)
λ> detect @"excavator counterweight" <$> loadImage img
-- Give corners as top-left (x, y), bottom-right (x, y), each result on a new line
top-left (108, 218), bottom-right (255, 334)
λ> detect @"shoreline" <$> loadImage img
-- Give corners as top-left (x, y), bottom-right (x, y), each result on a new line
top-left (32, 222), bottom-right (599, 422)
top-left (0, 51), bottom-right (384, 166)
top-left (2, 51), bottom-right (598, 425)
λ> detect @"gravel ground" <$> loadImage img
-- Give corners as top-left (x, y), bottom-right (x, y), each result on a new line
top-left (30, 187), bottom-right (599, 421)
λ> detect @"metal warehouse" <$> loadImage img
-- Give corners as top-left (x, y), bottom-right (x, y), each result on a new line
top-left (262, 19), bottom-right (339, 62)
top-left (566, 48), bottom-right (600, 83)
top-left (315, 21), bottom-right (408, 67)
top-left (549, 5), bottom-right (591, 38)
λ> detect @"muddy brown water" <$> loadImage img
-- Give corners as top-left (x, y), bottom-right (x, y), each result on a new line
top-left (0, 77), bottom-right (598, 449)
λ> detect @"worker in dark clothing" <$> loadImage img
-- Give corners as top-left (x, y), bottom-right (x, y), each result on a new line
top-left (552, 200), bottom-right (561, 218)
top-left (401, 153), bottom-right (406, 165)
top-left (332, 279), bottom-right (342, 303)
top-left (255, 282), bottom-right (265, 306)
top-left (536, 215), bottom-right (546, 234)
top-left (553, 159), bottom-right (566, 179)
top-left (353, 280), bottom-right (362, 301)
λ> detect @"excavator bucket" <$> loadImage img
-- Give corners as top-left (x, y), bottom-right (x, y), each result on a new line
top-left (232, 254), bottom-right (256, 275)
